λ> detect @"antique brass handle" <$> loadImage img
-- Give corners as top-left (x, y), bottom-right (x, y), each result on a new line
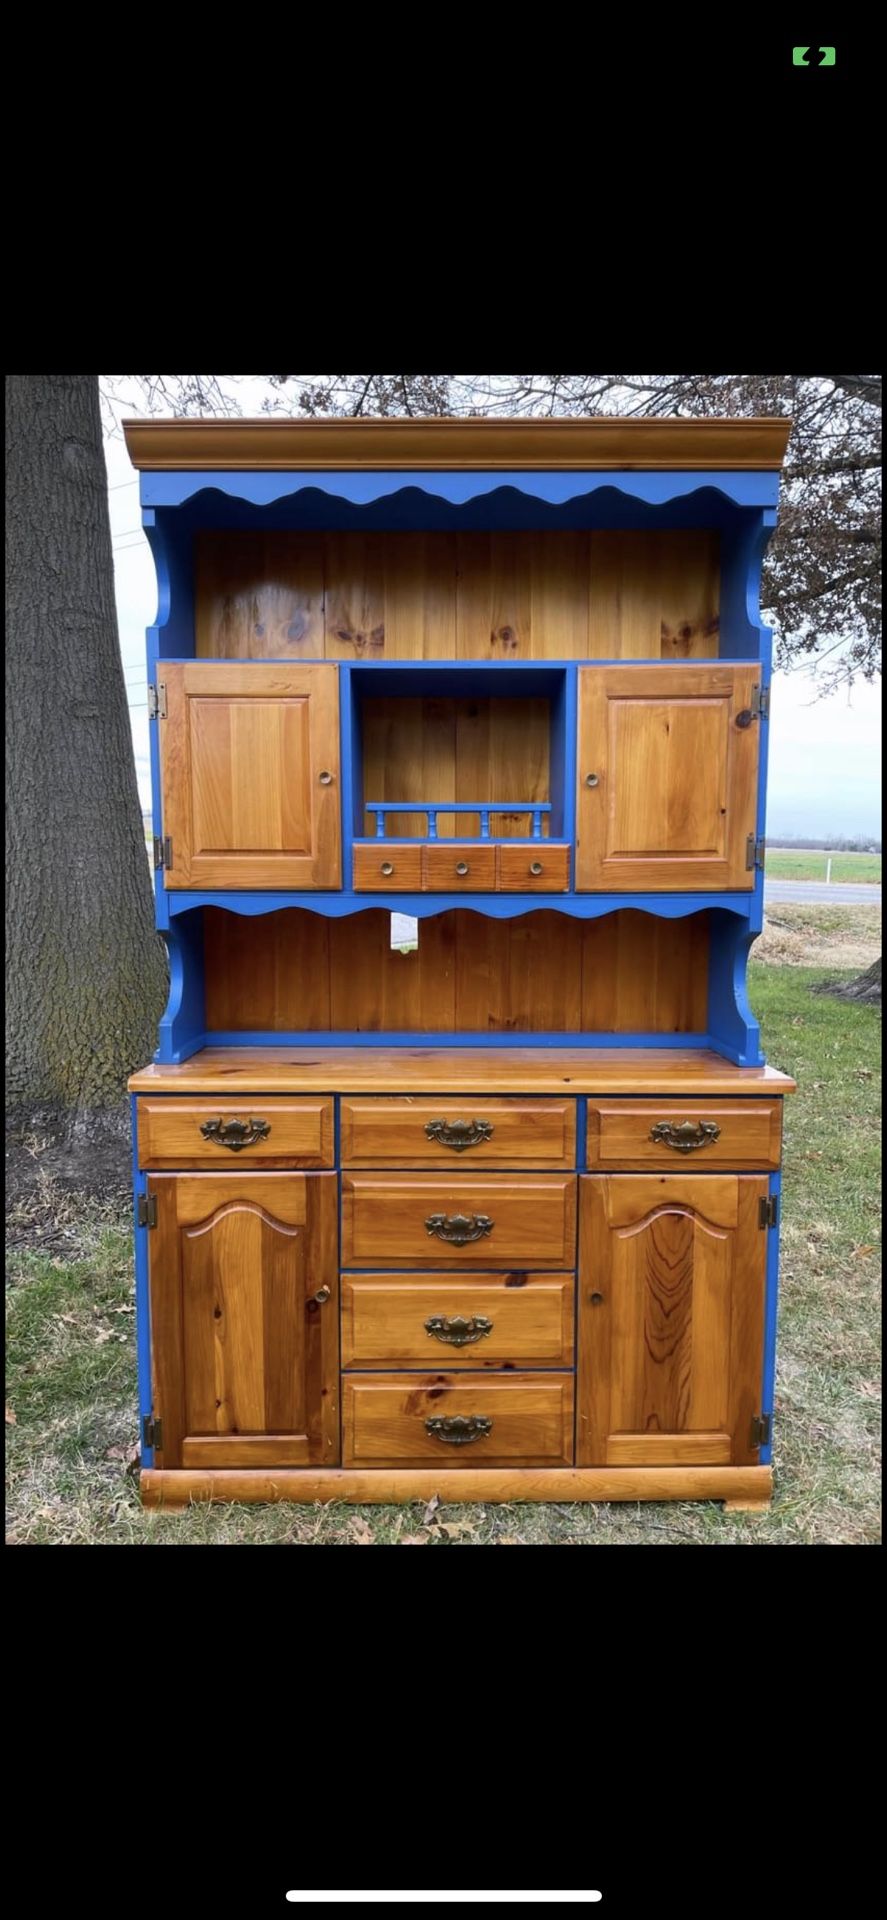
top-left (455, 860), bottom-right (470, 876)
top-left (318, 770), bottom-right (334, 786)
top-left (585, 773), bottom-right (599, 787)
top-left (424, 1118), bottom-right (494, 1152)
top-left (199, 1116), bottom-right (271, 1152)
top-left (425, 1212), bottom-right (495, 1246)
top-left (312, 1284), bottom-right (332, 1305)
top-left (425, 1313), bottom-right (494, 1347)
top-left (425, 1413), bottom-right (493, 1446)
top-left (381, 861), bottom-right (394, 876)
top-left (649, 1119), bottom-right (721, 1154)
top-left (529, 859), bottom-right (544, 875)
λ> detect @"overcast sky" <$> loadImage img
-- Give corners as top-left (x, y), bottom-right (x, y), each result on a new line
top-left (103, 379), bottom-right (881, 839)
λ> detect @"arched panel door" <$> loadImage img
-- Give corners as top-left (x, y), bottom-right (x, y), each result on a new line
top-left (147, 1173), bottom-right (338, 1467)
top-left (578, 1174), bottom-right (768, 1466)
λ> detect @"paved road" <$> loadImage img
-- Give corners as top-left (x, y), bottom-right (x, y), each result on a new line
top-left (764, 880), bottom-right (882, 905)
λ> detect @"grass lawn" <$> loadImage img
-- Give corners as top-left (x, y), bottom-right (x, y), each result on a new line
top-left (766, 848), bottom-right (881, 883)
top-left (6, 930), bottom-right (881, 1546)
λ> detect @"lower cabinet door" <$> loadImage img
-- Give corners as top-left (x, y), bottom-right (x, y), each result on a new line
top-left (577, 1174), bottom-right (768, 1467)
top-left (147, 1172), bottom-right (338, 1468)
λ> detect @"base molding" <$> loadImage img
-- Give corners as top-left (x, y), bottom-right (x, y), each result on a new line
top-left (140, 1464), bottom-right (773, 1509)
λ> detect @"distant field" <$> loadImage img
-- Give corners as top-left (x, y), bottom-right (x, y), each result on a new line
top-left (766, 850), bottom-right (881, 883)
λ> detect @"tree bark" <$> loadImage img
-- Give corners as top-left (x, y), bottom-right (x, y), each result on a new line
top-left (816, 956), bottom-right (881, 1004)
top-left (5, 374), bottom-right (166, 1135)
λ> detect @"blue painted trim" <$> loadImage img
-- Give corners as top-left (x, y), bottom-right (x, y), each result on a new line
top-left (707, 912), bottom-right (763, 1066)
top-left (131, 1096), bottom-right (153, 1470)
top-left (156, 915), bottom-right (207, 1063)
top-left (575, 1096), bottom-right (588, 1172)
top-left (141, 471), bottom-right (781, 511)
top-left (164, 890), bottom-right (754, 922)
top-left (759, 1167), bottom-right (783, 1465)
top-left (203, 1029), bottom-right (714, 1050)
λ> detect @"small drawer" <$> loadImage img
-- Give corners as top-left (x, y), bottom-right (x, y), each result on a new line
top-left (586, 1099), bottom-right (783, 1171)
top-left (498, 843), bottom-right (571, 891)
top-left (343, 1371), bottom-right (575, 1466)
top-left (340, 1096), bottom-right (576, 1168)
top-left (136, 1096), bottom-right (334, 1169)
top-left (424, 844), bottom-right (497, 890)
top-left (342, 1173), bottom-right (577, 1268)
top-left (341, 1272), bottom-right (575, 1368)
top-left (353, 844), bottom-right (423, 891)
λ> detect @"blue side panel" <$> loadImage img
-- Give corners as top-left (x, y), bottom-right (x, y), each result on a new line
top-left (759, 1168), bottom-right (783, 1465)
top-left (156, 914), bottom-right (206, 1063)
top-left (141, 471), bottom-right (781, 513)
top-left (131, 1096), bottom-right (153, 1469)
top-left (706, 912), bottom-right (762, 1066)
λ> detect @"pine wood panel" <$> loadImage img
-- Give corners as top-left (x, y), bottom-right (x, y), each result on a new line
top-left (137, 1096), bottom-right (334, 1169)
top-left (454, 911), bottom-right (583, 1032)
top-left (341, 1273), bottom-right (575, 1367)
top-left (340, 1096), bottom-right (576, 1168)
top-left (147, 1172), bottom-right (338, 1468)
top-left (380, 532), bottom-right (457, 659)
top-left (342, 1372), bottom-right (575, 1467)
top-left (203, 908), bottom-right (331, 1031)
top-left (579, 911), bottom-right (709, 1033)
top-left (586, 1099), bottom-right (782, 1170)
top-left (194, 532), bottom-right (324, 658)
top-left (160, 663), bottom-right (341, 888)
top-left (360, 695), bottom-right (457, 837)
top-left (577, 1174), bottom-right (767, 1467)
top-left (342, 1172), bottom-right (577, 1268)
top-left (132, 1046), bottom-right (796, 1096)
top-left (589, 531), bottom-right (720, 658)
top-left (328, 912), bottom-right (457, 1032)
top-left (352, 844), bottom-right (425, 890)
top-left (576, 663), bottom-right (759, 890)
top-left (424, 844), bottom-right (497, 890)
top-left (142, 1464), bottom-right (774, 1506)
top-left (323, 532), bottom-right (386, 659)
top-left (498, 845), bottom-right (570, 891)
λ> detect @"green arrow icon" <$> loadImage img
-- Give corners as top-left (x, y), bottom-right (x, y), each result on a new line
top-left (793, 45), bottom-right (836, 64)
top-left (793, 46), bottom-right (810, 62)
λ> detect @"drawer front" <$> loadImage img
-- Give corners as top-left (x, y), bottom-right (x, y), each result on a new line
top-left (424, 845), bottom-right (497, 890)
top-left (341, 1273), bottom-right (575, 1368)
top-left (343, 1372), bottom-right (575, 1466)
top-left (353, 844), bottom-right (423, 891)
top-left (498, 844), bottom-right (571, 892)
top-left (340, 1096), bottom-right (576, 1168)
top-left (586, 1099), bottom-right (783, 1170)
top-left (342, 1174), bottom-right (577, 1268)
top-left (137, 1096), bottom-right (334, 1169)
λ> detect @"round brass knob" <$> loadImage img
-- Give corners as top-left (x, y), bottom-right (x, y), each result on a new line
top-left (590, 1291), bottom-right (604, 1305)
top-left (381, 861), bottom-right (394, 876)
top-left (456, 861), bottom-right (470, 876)
top-left (530, 860), bottom-right (543, 876)
top-left (313, 1284), bottom-right (332, 1305)
top-left (318, 770), bottom-right (333, 786)
top-left (585, 773), bottom-right (599, 788)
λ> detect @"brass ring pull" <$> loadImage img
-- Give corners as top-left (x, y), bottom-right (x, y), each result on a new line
top-left (529, 859), bottom-right (544, 875)
top-left (425, 1212), bottom-right (495, 1246)
top-left (425, 1313), bottom-right (494, 1347)
top-left (318, 770), bottom-right (333, 786)
top-left (425, 1413), bottom-right (493, 1446)
top-left (585, 773), bottom-right (599, 788)
top-left (424, 1118), bottom-right (494, 1151)
top-left (381, 860), bottom-right (394, 876)
top-left (649, 1119), bottom-right (721, 1153)
top-left (199, 1116), bottom-right (270, 1152)
top-left (456, 860), bottom-right (470, 876)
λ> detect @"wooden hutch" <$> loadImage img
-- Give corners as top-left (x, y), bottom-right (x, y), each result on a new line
top-left (124, 415), bottom-right (795, 1510)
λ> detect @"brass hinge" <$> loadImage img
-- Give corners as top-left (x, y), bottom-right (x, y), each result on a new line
top-left (750, 1413), bottom-right (771, 1449)
top-left (152, 835), bottom-right (173, 872)
top-left (746, 833), bottom-right (766, 870)
top-left (751, 684), bottom-right (770, 720)
top-left (137, 1192), bottom-right (157, 1229)
top-left (147, 682), bottom-right (167, 720)
top-left (142, 1415), bottom-right (162, 1450)
top-left (759, 1194), bottom-right (778, 1229)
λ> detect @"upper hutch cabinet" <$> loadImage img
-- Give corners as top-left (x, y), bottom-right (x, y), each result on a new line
top-left (158, 663), bottom-right (341, 889)
top-left (575, 664), bottom-right (761, 891)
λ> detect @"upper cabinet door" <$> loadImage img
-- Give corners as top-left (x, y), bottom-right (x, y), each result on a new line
top-left (576, 664), bottom-right (760, 890)
top-left (159, 664), bottom-right (341, 889)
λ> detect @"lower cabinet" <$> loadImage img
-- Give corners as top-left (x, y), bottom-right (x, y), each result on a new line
top-left (577, 1173), bottom-right (768, 1467)
top-left (147, 1172), bottom-right (338, 1468)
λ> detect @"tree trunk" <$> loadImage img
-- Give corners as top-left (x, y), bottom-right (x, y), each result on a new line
top-left (5, 374), bottom-right (166, 1136)
top-left (817, 956), bottom-right (881, 1005)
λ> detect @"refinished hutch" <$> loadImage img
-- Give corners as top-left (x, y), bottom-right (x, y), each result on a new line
top-left (125, 415), bottom-right (795, 1510)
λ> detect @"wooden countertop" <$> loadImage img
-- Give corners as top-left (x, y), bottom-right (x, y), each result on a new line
top-left (130, 1047), bottom-right (796, 1096)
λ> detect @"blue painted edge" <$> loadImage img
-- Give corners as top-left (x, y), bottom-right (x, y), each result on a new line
top-left (759, 1167), bottom-right (782, 1466)
top-left (140, 470), bottom-right (781, 510)
top-left (163, 890), bottom-right (754, 923)
top-left (202, 1028), bottom-right (715, 1050)
top-left (131, 1094), bottom-right (153, 1470)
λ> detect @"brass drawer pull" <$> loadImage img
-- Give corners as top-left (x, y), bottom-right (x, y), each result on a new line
top-left (585, 773), bottom-right (599, 787)
top-left (455, 860), bottom-right (470, 876)
top-left (649, 1119), bottom-right (721, 1154)
top-left (425, 1413), bottom-right (493, 1446)
top-left (381, 861), bottom-right (394, 876)
top-left (529, 859), bottom-right (544, 876)
top-left (425, 1118), bottom-right (494, 1152)
top-left (425, 1212), bottom-right (495, 1246)
top-left (199, 1116), bottom-right (271, 1152)
top-left (425, 1313), bottom-right (494, 1347)
top-left (318, 769), bottom-right (334, 786)
top-left (312, 1284), bottom-right (332, 1306)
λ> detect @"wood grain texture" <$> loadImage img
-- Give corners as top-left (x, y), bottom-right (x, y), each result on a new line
top-left (341, 1272), bottom-right (575, 1368)
top-left (160, 663), bottom-right (341, 888)
top-left (141, 1464), bottom-right (775, 1506)
top-left (576, 664), bottom-right (759, 891)
top-left (137, 1096), bottom-right (334, 1169)
top-left (352, 844), bottom-right (424, 891)
top-left (147, 1173), bottom-right (338, 1468)
top-left (586, 1099), bottom-right (782, 1170)
top-left (589, 531), bottom-right (720, 659)
top-left (194, 532), bottom-right (324, 658)
top-left (340, 1096), bottom-right (576, 1168)
top-left (342, 1172), bottom-right (577, 1268)
top-left (497, 845), bottom-right (570, 892)
top-left (359, 694), bottom-right (550, 833)
top-left (577, 1174), bottom-right (768, 1468)
top-left (131, 1046), bottom-right (796, 1096)
top-left (342, 1372), bottom-right (575, 1467)
top-left (424, 844), bottom-right (497, 890)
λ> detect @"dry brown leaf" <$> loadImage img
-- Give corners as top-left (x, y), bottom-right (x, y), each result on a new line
top-left (436, 1520), bottom-right (478, 1538)
top-left (348, 1516), bottom-right (374, 1545)
top-left (94, 1327), bottom-right (115, 1345)
top-left (400, 1534), bottom-right (429, 1545)
top-left (423, 1493), bottom-right (441, 1524)
top-left (105, 1442), bottom-right (141, 1466)
top-left (497, 1536), bottom-right (523, 1545)
top-left (5, 1406), bottom-right (17, 1426)
top-left (852, 1245), bottom-right (875, 1258)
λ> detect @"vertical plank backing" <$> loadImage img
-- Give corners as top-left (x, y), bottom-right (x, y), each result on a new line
top-left (589, 531), bottom-right (720, 659)
top-left (328, 911), bottom-right (457, 1032)
top-left (194, 531), bottom-right (325, 658)
top-left (383, 533), bottom-right (457, 658)
top-left (323, 533), bottom-right (386, 659)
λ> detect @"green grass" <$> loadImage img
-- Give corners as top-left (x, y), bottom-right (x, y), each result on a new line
top-left (6, 960), bottom-right (881, 1545)
top-left (766, 849), bottom-right (881, 883)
